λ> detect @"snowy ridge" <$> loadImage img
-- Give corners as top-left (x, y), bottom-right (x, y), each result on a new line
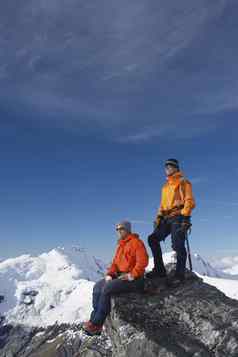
top-left (147, 251), bottom-right (233, 278)
top-left (199, 275), bottom-right (238, 301)
top-left (189, 253), bottom-right (236, 279)
top-left (0, 247), bottom-right (106, 327)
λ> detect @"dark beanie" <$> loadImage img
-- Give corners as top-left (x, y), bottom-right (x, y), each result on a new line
top-left (165, 158), bottom-right (180, 169)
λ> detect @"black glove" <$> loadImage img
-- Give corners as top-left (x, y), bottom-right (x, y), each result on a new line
top-left (153, 214), bottom-right (164, 230)
top-left (181, 216), bottom-right (191, 230)
top-left (181, 215), bottom-right (191, 223)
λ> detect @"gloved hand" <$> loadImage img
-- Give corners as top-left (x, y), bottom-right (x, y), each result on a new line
top-left (181, 216), bottom-right (191, 231)
top-left (153, 220), bottom-right (158, 230)
top-left (154, 214), bottom-right (164, 229)
top-left (105, 275), bottom-right (113, 282)
top-left (118, 273), bottom-right (134, 281)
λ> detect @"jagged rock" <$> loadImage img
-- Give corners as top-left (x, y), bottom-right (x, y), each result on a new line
top-left (22, 290), bottom-right (39, 297)
top-left (0, 323), bottom-right (112, 357)
top-left (106, 271), bottom-right (238, 357)
top-left (20, 290), bottom-right (39, 306)
top-left (22, 296), bottom-right (34, 306)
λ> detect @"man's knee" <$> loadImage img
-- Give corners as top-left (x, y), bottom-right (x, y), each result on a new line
top-left (148, 233), bottom-right (156, 247)
top-left (101, 279), bottom-right (116, 295)
top-left (148, 232), bottom-right (164, 247)
top-left (102, 279), bottom-right (125, 296)
top-left (173, 237), bottom-right (186, 254)
top-left (93, 278), bottom-right (106, 294)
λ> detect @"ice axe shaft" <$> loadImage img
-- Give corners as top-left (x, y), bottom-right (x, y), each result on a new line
top-left (185, 226), bottom-right (193, 271)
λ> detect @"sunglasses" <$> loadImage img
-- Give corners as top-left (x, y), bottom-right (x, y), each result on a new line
top-left (165, 165), bottom-right (177, 169)
top-left (116, 227), bottom-right (126, 231)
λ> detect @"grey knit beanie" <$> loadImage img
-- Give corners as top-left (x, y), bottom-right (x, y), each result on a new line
top-left (116, 221), bottom-right (132, 233)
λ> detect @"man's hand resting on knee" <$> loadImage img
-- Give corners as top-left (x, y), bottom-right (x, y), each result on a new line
top-left (118, 273), bottom-right (134, 281)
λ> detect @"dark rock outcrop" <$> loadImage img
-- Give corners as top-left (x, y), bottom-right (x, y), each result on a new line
top-left (106, 272), bottom-right (238, 357)
top-left (0, 323), bottom-right (112, 357)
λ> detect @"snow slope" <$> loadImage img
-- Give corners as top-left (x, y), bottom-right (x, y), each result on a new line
top-left (200, 275), bottom-right (238, 300)
top-left (1, 247), bottom-right (238, 328)
top-left (0, 247), bottom-right (106, 327)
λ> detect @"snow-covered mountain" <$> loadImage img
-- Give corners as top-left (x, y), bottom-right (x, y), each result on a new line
top-left (146, 251), bottom-right (233, 279)
top-left (1, 247), bottom-right (238, 328)
top-left (0, 246), bottom-right (106, 327)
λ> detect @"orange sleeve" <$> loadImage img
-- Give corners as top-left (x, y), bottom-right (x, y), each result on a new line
top-left (181, 181), bottom-right (196, 216)
top-left (157, 186), bottom-right (166, 216)
top-left (107, 249), bottom-right (118, 277)
top-left (131, 240), bottom-right (149, 279)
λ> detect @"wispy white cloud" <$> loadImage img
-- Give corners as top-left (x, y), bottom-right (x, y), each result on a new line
top-left (0, 0), bottom-right (235, 144)
top-left (210, 254), bottom-right (238, 273)
top-left (115, 117), bottom-right (222, 143)
top-left (117, 124), bottom-right (174, 143)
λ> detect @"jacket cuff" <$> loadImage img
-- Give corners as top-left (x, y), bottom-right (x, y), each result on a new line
top-left (107, 271), bottom-right (117, 278)
top-left (130, 270), bottom-right (140, 279)
top-left (181, 210), bottom-right (191, 216)
top-left (127, 273), bottom-right (135, 281)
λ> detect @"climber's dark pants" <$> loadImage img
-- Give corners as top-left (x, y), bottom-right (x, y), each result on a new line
top-left (90, 277), bottom-right (144, 326)
top-left (148, 215), bottom-right (187, 277)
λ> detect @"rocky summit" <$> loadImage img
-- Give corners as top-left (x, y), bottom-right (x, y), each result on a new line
top-left (107, 271), bottom-right (238, 357)
top-left (1, 270), bottom-right (238, 357)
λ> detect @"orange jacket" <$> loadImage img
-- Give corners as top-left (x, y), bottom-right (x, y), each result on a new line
top-left (107, 234), bottom-right (149, 279)
top-left (157, 171), bottom-right (195, 219)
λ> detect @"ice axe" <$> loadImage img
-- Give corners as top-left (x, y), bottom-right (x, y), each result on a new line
top-left (185, 223), bottom-right (193, 272)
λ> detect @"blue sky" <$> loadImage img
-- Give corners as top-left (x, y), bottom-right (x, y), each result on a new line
top-left (0, 0), bottom-right (238, 261)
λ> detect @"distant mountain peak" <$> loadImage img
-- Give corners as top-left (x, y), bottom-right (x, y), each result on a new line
top-left (0, 246), bottom-right (106, 327)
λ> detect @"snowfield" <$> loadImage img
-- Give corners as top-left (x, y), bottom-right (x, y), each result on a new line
top-left (0, 247), bottom-right (106, 327)
top-left (1, 247), bottom-right (238, 327)
top-left (199, 275), bottom-right (238, 300)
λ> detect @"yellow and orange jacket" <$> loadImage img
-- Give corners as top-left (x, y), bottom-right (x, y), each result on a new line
top-left (157, 171), bottom-right (195, 222)
top-left (107, 234), bottom-right (149, 279)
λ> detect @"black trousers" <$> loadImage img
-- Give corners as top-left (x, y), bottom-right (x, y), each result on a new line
top-left (90, 277), bottom-right (144, 326)
top-left (148, 215), bottom-right (187, 276)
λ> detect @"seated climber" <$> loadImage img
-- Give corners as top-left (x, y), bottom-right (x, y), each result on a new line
top-left (146, 158), bottom-right (196, 283)
top-left (83, 221), bottom-right (149, 336)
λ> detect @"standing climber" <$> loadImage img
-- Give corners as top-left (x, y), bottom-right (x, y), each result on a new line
top-left (146, 159), bottom-right (195, 283)
top-left (83, 221), bottom-right (149, 336)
